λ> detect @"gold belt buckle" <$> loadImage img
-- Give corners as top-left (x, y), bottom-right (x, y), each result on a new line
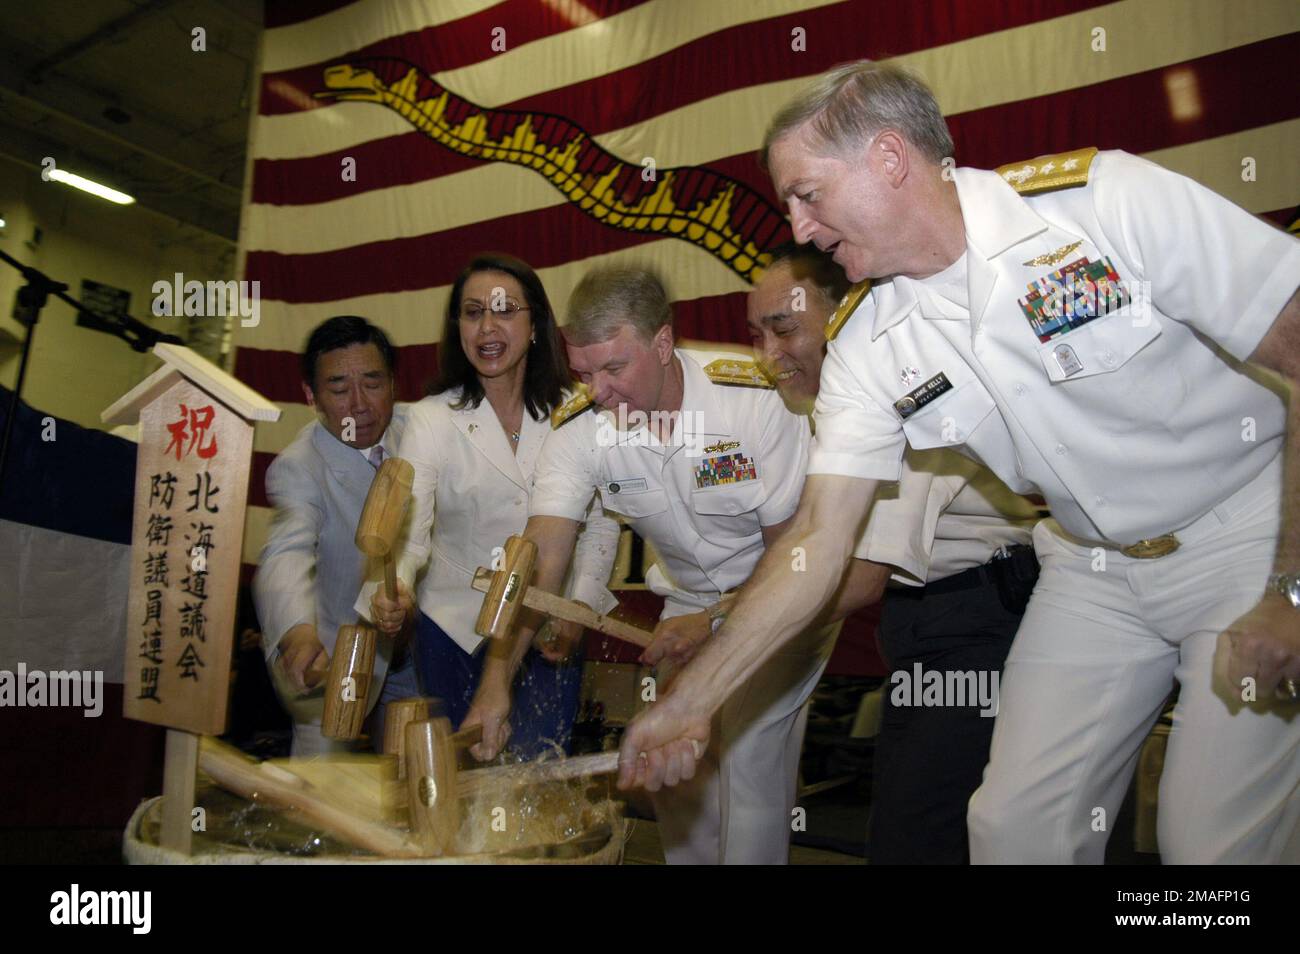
top-left (1120, 533), bottom-right (1180, 559)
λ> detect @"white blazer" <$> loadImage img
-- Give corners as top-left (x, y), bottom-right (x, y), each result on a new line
top-left (356, 387), bottom-right (619, 654)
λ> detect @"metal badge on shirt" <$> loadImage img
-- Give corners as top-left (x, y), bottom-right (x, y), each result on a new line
top-left (694, 451), bottom-right (757, 488)
top-left (893, 372), bottom-right (953, 420)
top-left (1017, 256), bottom-right (1130, 346)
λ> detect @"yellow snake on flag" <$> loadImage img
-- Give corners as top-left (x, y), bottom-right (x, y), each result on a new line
top-left (316, 58), bottom-right (789, 283)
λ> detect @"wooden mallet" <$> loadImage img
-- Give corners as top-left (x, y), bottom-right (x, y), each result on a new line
top-left (404, 717), bottom-right (640, 855)
top-left (323, 456), bottom-right (415, 741)
top-left (383, 697), bottom-right (483, 779)
top-left (472, 535), bottom-right (653, 648)
top-left (403, 717), bottom-right (488, 855)
top-left (356, 456), bottom-right (415, 605)
top-left (321, 625), bottom-right (376, 740)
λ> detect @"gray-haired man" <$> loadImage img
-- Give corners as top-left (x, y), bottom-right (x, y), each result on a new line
top-left (619, 60), bottom-right (1300, 864)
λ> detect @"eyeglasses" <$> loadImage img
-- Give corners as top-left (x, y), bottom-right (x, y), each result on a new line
top-left (459, 300), bottom-right (531, 321)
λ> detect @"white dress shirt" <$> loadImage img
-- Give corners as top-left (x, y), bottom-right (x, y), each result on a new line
top-left (531, 349), bottom-right (809, 611)
top-left (812, 150), bottom-right (1300, 547)
top-left (355, 388), bottom-right (620, 654)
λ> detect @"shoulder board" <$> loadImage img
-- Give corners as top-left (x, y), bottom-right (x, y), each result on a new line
top-left (1287, 209), bottom-right (1298, 236)
top-left (826, 280), bottom-right (871, 341)
top-left (702, 358), bottom-right (773, 388)
top-left (550, 387), bottom-right (593, 428)
top-left (996, 147), bottom-right (1098, 195)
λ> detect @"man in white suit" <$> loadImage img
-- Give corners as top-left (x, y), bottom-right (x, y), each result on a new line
top-left (253, 315), bottom-right (419, 756)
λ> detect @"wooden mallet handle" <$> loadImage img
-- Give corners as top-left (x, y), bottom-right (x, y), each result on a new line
top-left (198, 736), bottom-right (422, 857)
top-left (457, 750), bottom-right (620, 796)
top-left (471, 567), bottom-right (654, 649)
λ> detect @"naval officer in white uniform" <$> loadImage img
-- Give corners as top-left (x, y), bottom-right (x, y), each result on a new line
top-left (469, 265), bottom-right (837, 864)
top-left (618, 60), bottom-right (1300, 865)
top-left (748, 242), bottom-right (1041, 862)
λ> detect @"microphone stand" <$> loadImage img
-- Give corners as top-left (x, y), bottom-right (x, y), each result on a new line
top-left (0, 248), bottom-right (185, 495)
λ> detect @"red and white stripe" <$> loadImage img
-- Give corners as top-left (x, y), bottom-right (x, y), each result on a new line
top-left (234, 0), bottom-right (1300, 564)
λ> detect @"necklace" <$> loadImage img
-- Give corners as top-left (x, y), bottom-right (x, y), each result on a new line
top-left (510, 431), bottom-right (520, 442)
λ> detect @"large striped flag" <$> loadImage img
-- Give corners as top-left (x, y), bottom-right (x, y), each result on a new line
top-left (235, 0), bottom-right (1300, 566)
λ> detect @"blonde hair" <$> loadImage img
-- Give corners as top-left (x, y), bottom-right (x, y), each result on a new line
top-left (566, 266), bottom-right (672, 346)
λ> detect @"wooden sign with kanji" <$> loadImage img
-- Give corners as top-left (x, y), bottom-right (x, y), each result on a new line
top-left (103, 343), bottom-right (279, 852)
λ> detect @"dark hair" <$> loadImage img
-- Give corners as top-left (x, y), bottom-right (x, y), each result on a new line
top-left (301, 315), bottom-right (397, 389)
top-left (430, 253), bottom-right (569, 420)
top-left (764, 241), bottom-right (851, 307)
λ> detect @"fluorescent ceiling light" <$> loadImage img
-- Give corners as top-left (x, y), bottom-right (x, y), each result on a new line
top-left (48, 168), bottom-right (135, 205)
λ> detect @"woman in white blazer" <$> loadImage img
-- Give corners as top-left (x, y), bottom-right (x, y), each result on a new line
top-left (361, 253), bottom-right (618, 759)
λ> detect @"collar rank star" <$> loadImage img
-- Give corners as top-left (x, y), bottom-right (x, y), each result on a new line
top-left (894, 372), bottom-right (953, 420)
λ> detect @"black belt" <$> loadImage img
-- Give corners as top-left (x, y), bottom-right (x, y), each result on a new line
top-left (889, 545), bottom-right (1037, 600)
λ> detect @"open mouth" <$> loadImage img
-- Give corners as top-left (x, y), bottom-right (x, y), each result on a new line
top-left (477, 342), bottom-right (507, 360)
top-left (774, 369), bottom-right (800, 382)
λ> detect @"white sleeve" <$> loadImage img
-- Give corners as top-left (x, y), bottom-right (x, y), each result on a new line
top-left (809, 331), bottom-right (906, 481)
top-left (565, 498), bottom-right (620, 614)
top-left (529, 417), bottom-right (600, 521)
top-left (253, 454), bottom-right (322, 656)
top-left (1092, 151), bottom-right (1300, 361)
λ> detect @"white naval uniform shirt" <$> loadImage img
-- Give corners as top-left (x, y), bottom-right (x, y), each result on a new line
top-left (531, 349), bottom-right (810, 610)
top-left (855, 448), bottom-right (1039, 585)
top-left (812, 150), bottom-right (1300, 547)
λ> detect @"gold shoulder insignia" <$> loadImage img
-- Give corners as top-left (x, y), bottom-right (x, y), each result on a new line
top-left (703, 358), bottom-right (773, 388)
top-left (826, 280), bottom-right (871, 341)
top-left (551, 387), bottom-right (593, 428)
top-left (996, 147), bottom-right (1098, 195)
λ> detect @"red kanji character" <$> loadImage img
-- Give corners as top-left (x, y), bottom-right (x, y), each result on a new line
top-left (188, 405), bottom-right (218, 459)
top-left (164, 406), bottom-right (190, 460)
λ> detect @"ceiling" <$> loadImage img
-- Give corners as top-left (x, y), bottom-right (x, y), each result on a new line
top-left (0, 0), bottom-right (263, 244)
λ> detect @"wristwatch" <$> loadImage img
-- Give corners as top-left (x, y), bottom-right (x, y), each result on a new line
top-left (705, 600), bottom-right (729, 633)
top-left (1268, 572), bottom-right (1300, 609)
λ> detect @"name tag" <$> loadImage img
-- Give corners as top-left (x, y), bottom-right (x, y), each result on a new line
top-left (607, 477), bottom-right (648, 494)
top-left (893, 372), bottom-right (953, 420)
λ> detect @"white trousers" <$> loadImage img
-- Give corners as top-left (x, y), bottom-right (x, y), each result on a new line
top-left (968, 458), bottom-right (1300, 863)
top-left (651, 611), bottom-right (840, 864)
